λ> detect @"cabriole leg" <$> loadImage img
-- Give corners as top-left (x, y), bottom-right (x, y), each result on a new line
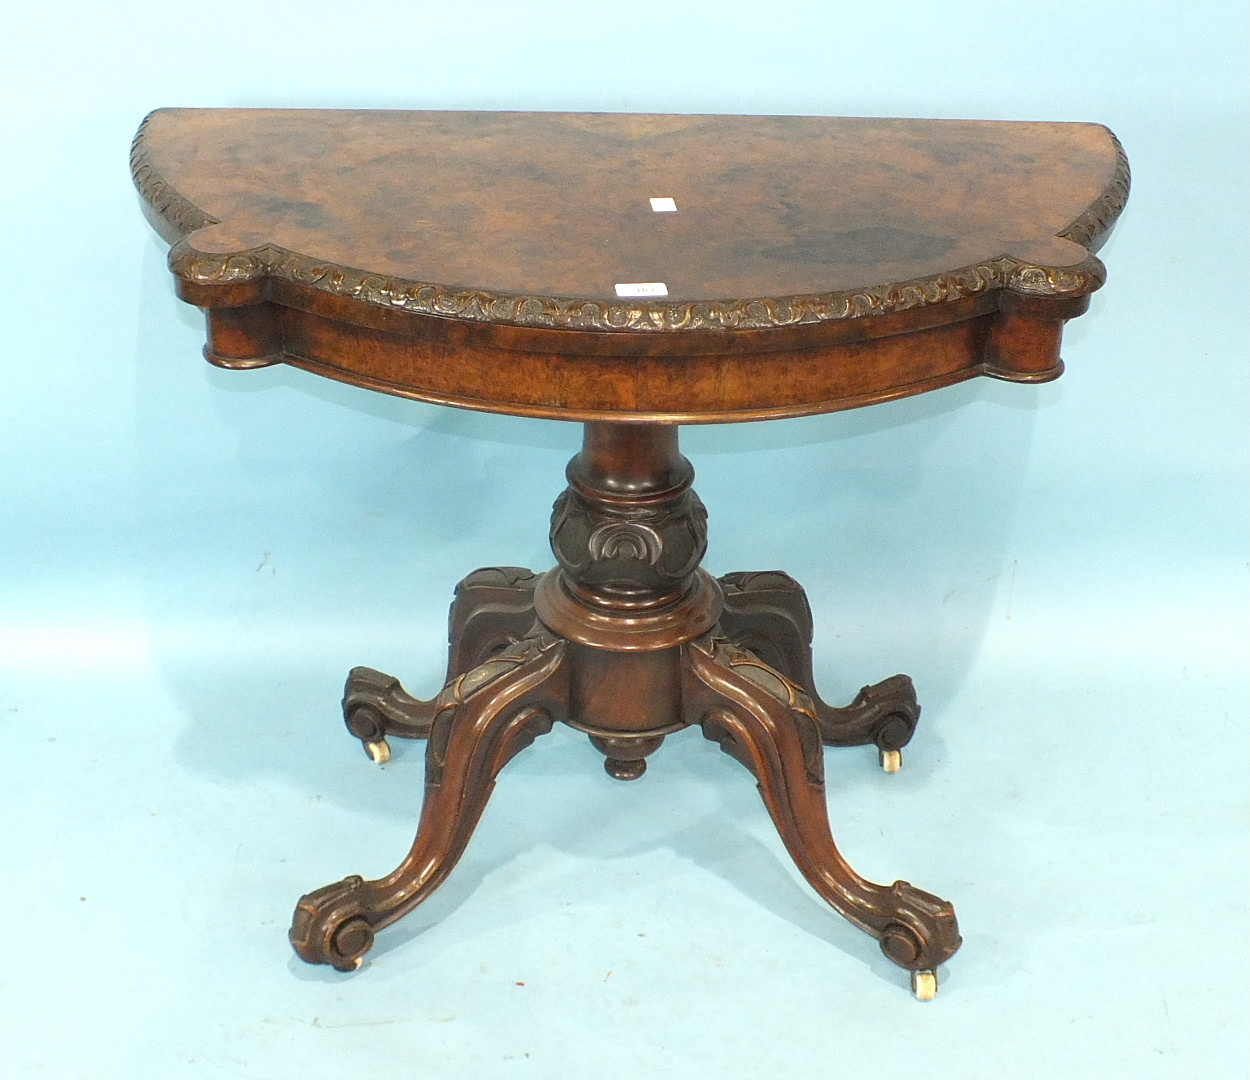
top-left (718, 571), bottom-right (922, 767)
top-left (291, 633), bottom-right (566, 970)
top-left (342, 566), bottom-right (541, 761)
top-left (683, 634), bottom-right (960, 994)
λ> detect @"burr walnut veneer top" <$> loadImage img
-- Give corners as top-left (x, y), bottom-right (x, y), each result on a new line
top-left (133, 109), bottom-right (1128, 422)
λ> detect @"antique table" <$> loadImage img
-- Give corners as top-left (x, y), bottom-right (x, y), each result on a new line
top-left (132, 109), bottom-right (1128, 998)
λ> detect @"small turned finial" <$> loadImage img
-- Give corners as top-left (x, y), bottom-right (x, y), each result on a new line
top-left (604, 758), bottom-right (648, 781)
top-left (589, 733), bottom-right (666, 781)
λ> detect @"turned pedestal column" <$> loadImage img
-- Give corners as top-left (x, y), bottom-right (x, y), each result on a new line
top-left (289, 423), bottom-right (961, 996)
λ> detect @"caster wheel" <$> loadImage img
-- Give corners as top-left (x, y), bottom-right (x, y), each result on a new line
top-left (911, 969), bottom-right (938, 1001)
top-left (365, 739), bottom-right (391, 764)
top-left (879, 748), bottom-right (902, 774)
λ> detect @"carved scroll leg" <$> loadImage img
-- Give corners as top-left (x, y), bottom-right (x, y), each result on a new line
top-left (292, 635), bottom-right (566, 970)
top-left (684, 637), bottom-right (960, 994)
top-left (343, 666), bottom-right (436, 762)
top-left (340, 568), bottom-right (542, 763)
top-left (718, 571), bottom-right (921, 766)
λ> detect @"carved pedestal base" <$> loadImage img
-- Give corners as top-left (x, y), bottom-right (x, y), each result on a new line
top-left (290, 425), bottom-right (961, 994)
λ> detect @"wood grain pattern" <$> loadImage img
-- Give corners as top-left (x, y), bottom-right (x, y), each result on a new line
top-left (133, 109), bottom-right (1128, 422)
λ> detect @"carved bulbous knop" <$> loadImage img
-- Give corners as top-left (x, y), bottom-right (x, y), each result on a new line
top-left (549, 487), bottom-right (708, 595)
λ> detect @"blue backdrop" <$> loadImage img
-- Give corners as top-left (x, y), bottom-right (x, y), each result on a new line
top-left (1, 3), bottom-right (1246, 1077)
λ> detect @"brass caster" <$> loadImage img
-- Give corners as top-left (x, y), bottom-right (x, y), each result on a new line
top-left (879, 748), bottom-right (902, 774)
top-left (911, 969), bottom-right (938, 1001)
top-left (365, 739), bottom-right (391, 764)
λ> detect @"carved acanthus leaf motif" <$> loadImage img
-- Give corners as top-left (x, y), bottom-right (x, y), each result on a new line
top-left (692, 637), bottom-right (824, 787)
top-left (715, 639), bottom-right (818, 724)
top-left (1058, 130), bottom-right (1132, 250)
top-left (168, 242), bottom-right (271, 284)
top-left (130, 113), bottom-right (217, 237)
top-left (447, 632), bottom-right (559, 705)
top-left (1003, 255), bottom-right (1106, 297)
top-left (155, 241), bottom-right (1112, 329)
top-left (220, 247), bottom-right (1011, 329)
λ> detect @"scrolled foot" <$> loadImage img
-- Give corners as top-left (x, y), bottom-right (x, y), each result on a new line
top-left (877, 880), bottom-right (962, 972)
top-left (289, 875), bottom-right (376, 972)
top-left (820, 673), bottom-right (921, 752)
top-left (343, 666), bottom-right (437, 747)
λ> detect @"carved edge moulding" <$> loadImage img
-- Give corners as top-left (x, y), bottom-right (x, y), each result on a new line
top-left (131, 115), bottom-right (1128, 332)
top-left (130, 112), bottom-right (1130, 423)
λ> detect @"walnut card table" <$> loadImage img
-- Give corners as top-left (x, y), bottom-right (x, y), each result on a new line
top-left (132, 109), bottom-right (1128, 998)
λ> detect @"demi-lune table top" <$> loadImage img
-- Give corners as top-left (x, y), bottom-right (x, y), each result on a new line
top-left (132, 109), bottom-right (1128, 422)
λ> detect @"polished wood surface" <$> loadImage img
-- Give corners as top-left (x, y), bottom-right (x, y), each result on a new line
top-left (137, 110), bottom-right (1127, 996)
top-left (133, 110), bottom-right (1127, 422)
top-left (294, 425), bottom-right (961, 981)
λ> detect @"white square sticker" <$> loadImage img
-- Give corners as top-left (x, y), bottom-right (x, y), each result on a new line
top-left (615, 282), bottom-right (669, 298)
top-left (649, 197), bottom-right (678, 212)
